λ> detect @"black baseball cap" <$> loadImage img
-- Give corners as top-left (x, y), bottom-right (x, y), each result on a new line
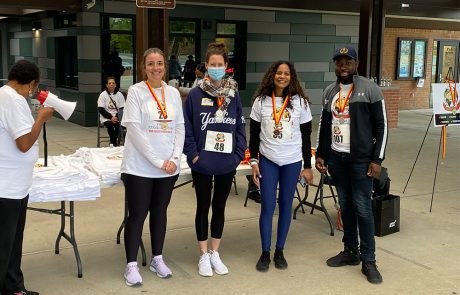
top-left (333, 46), bottom-right (358, 60)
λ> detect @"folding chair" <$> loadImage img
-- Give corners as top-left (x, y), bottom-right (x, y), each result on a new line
top-left (96, 109), bottom-right (110, 147)
top-left (293, 172), bottom-right (338, 236)
top-left (243, 176), bottom-right (303, 207)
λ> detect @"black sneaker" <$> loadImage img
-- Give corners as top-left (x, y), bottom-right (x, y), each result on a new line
top-left (256, 251), bottom-right (270, 272)
top-left (326, 248), bottom-right (360, 267)
top-left (362, 261), bottom-right (383, 284)
top-left (273, 248), bottom-right (288, 269)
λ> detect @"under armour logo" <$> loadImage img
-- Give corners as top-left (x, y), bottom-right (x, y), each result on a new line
top-left (339, 47), bottom-right (349, 54)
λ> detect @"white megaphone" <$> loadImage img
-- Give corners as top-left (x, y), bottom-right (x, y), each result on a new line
top-left (37, 91), bottom-right (76, 120)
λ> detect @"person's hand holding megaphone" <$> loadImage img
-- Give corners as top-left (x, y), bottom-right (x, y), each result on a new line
top-left (36, 107), bottom-right (55, 123)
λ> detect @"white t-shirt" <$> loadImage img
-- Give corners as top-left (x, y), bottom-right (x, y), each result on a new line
top-left (121, 81), bottom-right (185, 178)
top-left (331, 83), bottom-right (352, 153)
top-left (0, 85), bottom-right (39, 199)
top-left (97, 91), bottom-right (125, 123)
top-left (250, 94), bottom-right (312, 166)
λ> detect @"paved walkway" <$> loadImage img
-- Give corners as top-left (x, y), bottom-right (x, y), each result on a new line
top-left (22, 110), bottom-right (460, 294)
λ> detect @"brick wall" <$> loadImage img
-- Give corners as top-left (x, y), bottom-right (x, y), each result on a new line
top-left (382, 88), bottom-right (399, 128)
top-left (383, 27), bottom-right (460, 109)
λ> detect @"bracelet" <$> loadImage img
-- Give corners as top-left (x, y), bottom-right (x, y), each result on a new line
top-left (249, 158), bottom-right (259, 166)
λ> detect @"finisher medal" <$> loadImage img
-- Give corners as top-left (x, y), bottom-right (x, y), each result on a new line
top-left (215, 109), bottom-right (224, 123)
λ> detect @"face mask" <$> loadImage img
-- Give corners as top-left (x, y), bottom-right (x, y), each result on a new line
top-left (207, 67), bottom-right (226, 81)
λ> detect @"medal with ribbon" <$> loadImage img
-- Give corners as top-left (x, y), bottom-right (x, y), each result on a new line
top-left (271, 92), bottom-right (289, 138)
top-left (337, 85), bottom-right (353, 124)
top-left (215, 97), bottom-right (225, 123)
top-left (145, 81), bottom-right (167, 119)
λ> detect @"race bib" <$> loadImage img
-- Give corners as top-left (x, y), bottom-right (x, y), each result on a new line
top-left (332, 123), bottom-right (350, 145)
top-left (204, 130), bottom-right (233, 154)
top-left (262, 119), bottom-right (292, 140)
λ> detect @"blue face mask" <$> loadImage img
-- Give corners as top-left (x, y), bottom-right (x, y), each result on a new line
top-left (207, 67), bottom-right (226, 81)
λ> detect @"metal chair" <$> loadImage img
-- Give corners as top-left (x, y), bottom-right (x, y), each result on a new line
top-left (293, 172), bottom-right (338, 236)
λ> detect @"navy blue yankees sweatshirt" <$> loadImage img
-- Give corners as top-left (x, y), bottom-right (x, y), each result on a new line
top-left (183, 87), bottom-right (247, 175)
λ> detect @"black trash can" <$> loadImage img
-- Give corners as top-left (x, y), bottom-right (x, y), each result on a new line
top-left (372, 194), bottom-right (400, 237)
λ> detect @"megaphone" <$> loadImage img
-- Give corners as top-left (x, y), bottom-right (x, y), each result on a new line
top-left (37, 91), bottom-right (77, 120)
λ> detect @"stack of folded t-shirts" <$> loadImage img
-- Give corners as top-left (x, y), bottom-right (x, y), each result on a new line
top-left (30, 159), bottom-right (100, 203)
top-left (71, 147), bottom-right (124, 186)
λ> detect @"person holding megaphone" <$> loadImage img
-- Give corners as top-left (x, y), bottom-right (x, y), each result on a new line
top-left (0, 60), bottom-right (54, 295)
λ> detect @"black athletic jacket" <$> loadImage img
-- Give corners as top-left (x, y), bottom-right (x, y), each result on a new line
top-left (316, 75), bottom-right (388, 165)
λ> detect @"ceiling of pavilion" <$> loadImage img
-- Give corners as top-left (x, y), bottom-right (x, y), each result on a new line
top-left (0, 0), bottom-right (459, 29)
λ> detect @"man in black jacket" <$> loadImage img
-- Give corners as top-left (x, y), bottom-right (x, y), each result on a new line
top-left (315, 46), bottom-right (388, 284)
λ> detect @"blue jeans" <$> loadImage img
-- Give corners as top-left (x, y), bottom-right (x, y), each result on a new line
top-left (259, 155), bottom-right (302, 252)
top-left (327, 150), bottom-right (376, 262)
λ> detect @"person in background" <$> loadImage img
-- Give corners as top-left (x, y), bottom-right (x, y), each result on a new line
top-left (102, 50), bottom-right (125, 91)
top-left (168, 55), bottom-right (182, 81)
top-left (183, 55), bottom-right (197, 84)
top-left (177, 62), bottom-right (206, 99)
top-left (120, 48), bottom-right (185, 286)
top-left (183, 42), bottom-right (246, 277)
top-left (315, 46), bottom-right (388, 284)
top-left (249, 61), bottom-right (313, 272)
top-left (97, 76), bottom-right (125, 146)
top-left (0, 60), bottom-right (54, 295)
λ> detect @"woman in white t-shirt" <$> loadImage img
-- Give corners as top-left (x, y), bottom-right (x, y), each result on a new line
top-left (249, 61), bottom-right (314, 272)
top-left (0, 60), bottom-right (54, 295)
top-left (120, 48), bottom-right (185, 286)
top-left (97, 76), bottom-right (125, 146)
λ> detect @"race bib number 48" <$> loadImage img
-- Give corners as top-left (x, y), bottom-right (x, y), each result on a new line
top-left (204, 130), bottom-right (233, 154)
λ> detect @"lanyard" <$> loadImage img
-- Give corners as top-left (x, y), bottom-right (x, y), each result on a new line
top-left (216, 97), bottom-right (224, 108)
top-left (145, 81), bottom-right (167, 119)
top-left (337, 84), bottom-right (354, 113)
top-left (271, 91), bottom-right (290, 125)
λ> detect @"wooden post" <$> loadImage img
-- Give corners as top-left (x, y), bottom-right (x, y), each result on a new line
top-left (135, 7), bottom-right (169, 82)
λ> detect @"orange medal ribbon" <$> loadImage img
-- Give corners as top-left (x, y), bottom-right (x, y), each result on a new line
top-left (216, 97), bottom-right (224, 108)
top-left (145, 81), bottom-right (167, 119)
top-left (337, 85), bottom-right (354, 114)
top-left (272, 92), bottom-right (290, 125)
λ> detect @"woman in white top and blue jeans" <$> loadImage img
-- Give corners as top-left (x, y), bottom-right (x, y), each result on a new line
top-left (249, 61), bottom-right (314, 272)
top-left (120, 48), bottom-right (185, 286)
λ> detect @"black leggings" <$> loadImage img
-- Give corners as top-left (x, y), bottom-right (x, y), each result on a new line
top-left (192, 170), bottom-right (235, 241)
top-left (122, 173), bottom-right (178, 263)
top-left (103, 121), bottom-right (120, 146)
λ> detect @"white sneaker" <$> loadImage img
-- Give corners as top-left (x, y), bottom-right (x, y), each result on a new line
top-left (149, 255), bottom-right (172, 278)
top-left (198, 252), bottom-right (213, 277)
top-left (209, 250), bottom-right (229, 275)
top-left (124, 262), bottom-right (142, 287)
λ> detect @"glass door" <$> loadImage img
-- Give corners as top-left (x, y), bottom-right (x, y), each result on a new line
top-left (101, 15), bottom-right (135, 91)
top-left (216, 21), bottom-right (247, 89)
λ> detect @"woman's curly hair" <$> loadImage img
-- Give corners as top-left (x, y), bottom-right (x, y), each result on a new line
top-left (253, 61), bottom-right (309, 108)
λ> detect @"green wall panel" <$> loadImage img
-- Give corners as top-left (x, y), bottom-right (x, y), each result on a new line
top-left (290, 43), bottom-right (335, 62)
top-left (19, 38), bottom-right (33, 57)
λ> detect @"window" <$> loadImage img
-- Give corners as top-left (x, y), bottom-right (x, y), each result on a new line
top-left (55, 37), bottom-right (78, 89)
top-left (396, 38), bottom-right (427, 80)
